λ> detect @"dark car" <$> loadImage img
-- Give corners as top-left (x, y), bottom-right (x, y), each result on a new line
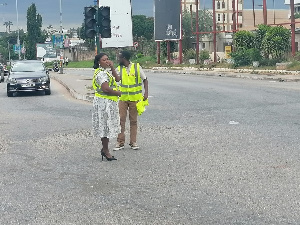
top-left (6, 60), bottom-right (51, 97)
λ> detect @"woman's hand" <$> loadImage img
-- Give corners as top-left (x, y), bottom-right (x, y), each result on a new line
top-left (116, 91), bottom-right (122, 97)
top-left (107, 60), bottom-right (114, 69)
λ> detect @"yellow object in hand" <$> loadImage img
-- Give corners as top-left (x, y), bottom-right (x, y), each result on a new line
top-left (136, 99), bottom-right (149, 116)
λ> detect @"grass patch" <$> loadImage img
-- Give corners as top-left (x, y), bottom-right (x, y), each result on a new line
top-left (286, 61), bottom-right (300, 71)
top-left (68, 60), bottom-right (93, 68)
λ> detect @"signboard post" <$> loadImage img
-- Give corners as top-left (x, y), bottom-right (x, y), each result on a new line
top-left (154, 0), bottom-right (182, 64)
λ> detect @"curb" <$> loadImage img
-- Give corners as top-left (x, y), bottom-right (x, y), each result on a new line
top-left (144, 69), bottom-right (300, 82)
top-left (51, 75), bottom-right (94, 102)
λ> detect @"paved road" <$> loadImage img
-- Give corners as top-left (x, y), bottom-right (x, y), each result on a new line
top-left (0, 72), bottom-right (300, 224)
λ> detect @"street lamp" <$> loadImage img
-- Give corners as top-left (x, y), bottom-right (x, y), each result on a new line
top-left (59, 0), bottom-right (63, 74)
top-left (16, 0), bottom-right (20, 60)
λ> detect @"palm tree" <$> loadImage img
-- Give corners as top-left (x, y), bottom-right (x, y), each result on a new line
top-left (7, 21), bottom-right (13, 33)
top-left (3, 21), bottom-right (13, 33)
top-left (3, 21), bottom-right (8, 33)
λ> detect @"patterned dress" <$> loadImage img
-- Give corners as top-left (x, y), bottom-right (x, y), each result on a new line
top-left (92, 69), bottom-right (120, 138)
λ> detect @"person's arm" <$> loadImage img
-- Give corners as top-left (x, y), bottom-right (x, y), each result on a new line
top-left (101, 82), bottom-right (121, 96)
top-left (139, 65), bottom-right (148, 100)
top-left (143, 79), bottom-right (148, 100)
top-left (107, 60), bottom-right (120, 82)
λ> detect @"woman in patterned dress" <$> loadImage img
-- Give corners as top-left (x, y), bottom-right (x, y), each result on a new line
top-left (92, 53), bottom-right (121, 161)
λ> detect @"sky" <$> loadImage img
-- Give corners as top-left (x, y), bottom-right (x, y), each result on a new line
top-left (0, 0), bottom-right (289, 33)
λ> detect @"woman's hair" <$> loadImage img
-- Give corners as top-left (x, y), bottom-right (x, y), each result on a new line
top-left (93, 53), bottom-right (108, 69)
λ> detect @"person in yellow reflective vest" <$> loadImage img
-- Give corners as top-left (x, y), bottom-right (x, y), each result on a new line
top-left (113, 51), bottom-right (149, 151)
top-left (92, 53), bottom-right (122, 161)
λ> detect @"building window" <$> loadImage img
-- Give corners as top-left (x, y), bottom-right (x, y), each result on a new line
top-left (223, 26), bottom-right (226, 31)
top-left (222, 1), bottom-right (225, 8)
top-left (223, 13), bottom-right (226, 22)
top-left (202, 43), bottom-right (206, 49)
top-left (218, 14), bottom-right (221, 22)
top-left (238, 12), bottom-right (242, 17)
top-left (217, 1), bottom-right (220, 9)
top-left (239, 24), bottom-right (243, 28)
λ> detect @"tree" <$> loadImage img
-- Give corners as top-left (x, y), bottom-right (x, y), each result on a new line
top-left (182, 9), bottom-right (214, 53)
top-left (3, 21), bottom-right (13, 33)
top-left (0, 30), bottom-right (26, 62)
top-left (233, 30), bottom-right (255, 50)
top-left (132, 15), bottom-right (154, 40)
top-left (26, 4), bottom-right (46, 59)
top-left (261, 26), bottom-right (290, 60)
top-left (295, 13), bottom-right (300, 19)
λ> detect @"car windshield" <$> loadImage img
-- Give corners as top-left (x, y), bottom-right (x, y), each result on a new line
top-left (11, 63), bottom-right (45, 72)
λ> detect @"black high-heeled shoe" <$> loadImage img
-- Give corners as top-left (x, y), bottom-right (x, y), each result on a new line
top-left (101, 152), bottom-right (117, 161)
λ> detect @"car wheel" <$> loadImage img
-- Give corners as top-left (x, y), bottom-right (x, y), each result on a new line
top-left (45, 89), bottom-right (51, 95)
top-left (7, 91), bottom-right (13, 97)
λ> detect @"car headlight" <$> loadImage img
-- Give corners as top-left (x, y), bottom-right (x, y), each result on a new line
top-left (7, 77), bottom-right (17, 84)
top-left (39, 76), bottom-right (49, 83)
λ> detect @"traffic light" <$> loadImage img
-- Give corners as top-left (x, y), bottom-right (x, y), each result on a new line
top-left (98, 6), bottom-right (111, 38)
top-left (84, 7), bottom-right (97, 39)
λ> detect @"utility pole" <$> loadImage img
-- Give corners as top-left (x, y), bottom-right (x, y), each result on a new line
top-left (212, 0), bottom-right (217, 62)
top-left (263, 0), bottom-right (267, 25)
top-left (291, 0), bottom-right (296, 56)
top-left (196, 0), bottom-right (199, 64)
top-left (179, 0), bottom-right (183, 64)
top-left (59, 0), bottom-right (63, 74)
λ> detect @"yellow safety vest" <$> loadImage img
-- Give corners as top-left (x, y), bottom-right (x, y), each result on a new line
top-left (117, 63), bottom-right (143, 101)
top-left (92, 68), bottom-right (118, 102)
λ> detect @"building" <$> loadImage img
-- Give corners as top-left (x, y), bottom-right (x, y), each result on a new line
top-left (242, 9), bottom-right (290, 31)
top-left (215, 0), bottom-right (243, 31)
top-left (182, 0), bottom-right (199, 12)
top-left (285, 0), bottom-right (300, 14)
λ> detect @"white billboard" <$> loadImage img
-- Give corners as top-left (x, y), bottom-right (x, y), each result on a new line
top-left (100, 0), bottom-right (133, 48)
top-left (285, 0), bottom-right (300, 4)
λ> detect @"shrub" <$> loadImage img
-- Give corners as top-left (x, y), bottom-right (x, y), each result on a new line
top-left (184, 49), bottom-right (196, 60)
top-left (259, 58), bottom-right (281, 67)
top-left (199, 50), bottom-right (210, 63)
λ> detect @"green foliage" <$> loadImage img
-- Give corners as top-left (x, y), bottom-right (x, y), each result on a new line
top-left (230, 48), bottom-right (251, 67)
top-left (161, 41), bottom-right (176, 57)
top-left (261, 26), bottom-right (290, 60)
top-left (0, 31), bottom-right (26, 62)
top-left (132, 15), bottom-right (154, 40)
top-left (26, 4), bottom-right (46, 59)
top-left (232, 24), bottom-right (290, 67)
top-left (230, 48), bottom-right (261, 67)
top-left (295, 13), bottom-right (300, 19)
top-left (285, 61), bottom-right (300, 71)
top-left (67, 60), bottom-right (94, 68)
top-left (182, 10), bottom-right (214, 51)
top-left (199, 50), bottom-right (210, 62)
top-left (259, 58), bottom-right (281, 67)
top-left (254, 24), bottom-right (270, 50)
top-left (184, 49), bottom-right (196, 60)
top-left (233, 30), bottom-right (255, 49)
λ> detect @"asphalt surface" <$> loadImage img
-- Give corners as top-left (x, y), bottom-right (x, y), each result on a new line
top-left (0, 71), bottom-right (300, 224)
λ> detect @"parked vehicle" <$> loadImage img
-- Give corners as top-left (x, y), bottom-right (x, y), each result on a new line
top-left (6, 60), bottom-right (51, 97)
top-left (0, 65), bottom-right (4, 82)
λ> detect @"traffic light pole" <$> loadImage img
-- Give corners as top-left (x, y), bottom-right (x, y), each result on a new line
top-left (96, 0), bottom-right (100, 54)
